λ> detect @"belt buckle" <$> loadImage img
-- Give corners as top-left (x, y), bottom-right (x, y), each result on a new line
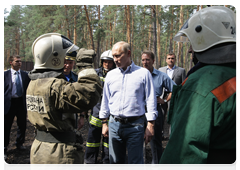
top-left (118, 117), bottom-right (128, 124)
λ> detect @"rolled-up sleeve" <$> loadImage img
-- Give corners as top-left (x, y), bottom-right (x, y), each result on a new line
top-left (145, 71), bottom-right (158, 121)
top-left (99, 77), bottom-right (111, 119)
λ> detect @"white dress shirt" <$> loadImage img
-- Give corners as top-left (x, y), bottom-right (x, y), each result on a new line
top-left (99, 61), bottom-right (158, 121)
top-left (166, 65), bottom-right (176, 79)
top-left (11, 68), bottom-right (23, 98)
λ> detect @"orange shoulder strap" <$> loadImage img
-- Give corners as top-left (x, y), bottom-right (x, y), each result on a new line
top-left (211, 77), bottom-right (236, 104)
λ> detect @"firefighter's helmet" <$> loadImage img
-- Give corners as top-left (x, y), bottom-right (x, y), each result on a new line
top-left (100, 50), bottom-right (114, 61)
top-left (32, 33), bottom-right (79, 70)
top-left (173, 6), bottom-right (236, 52)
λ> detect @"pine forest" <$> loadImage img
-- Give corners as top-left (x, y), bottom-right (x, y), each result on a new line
top-left (4, 5), bottom-right (236, 72)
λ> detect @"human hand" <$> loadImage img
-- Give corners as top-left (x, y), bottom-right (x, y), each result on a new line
top-left (102, 123), bottom-right (109, 138)
top-left (144, 121), bottom-right (155, 144)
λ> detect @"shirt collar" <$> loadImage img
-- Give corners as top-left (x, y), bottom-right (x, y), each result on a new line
top-left (152, 68), bottom-right (158, 75)
top-left (167, 65), bottom-right (176, 70)
top-left (119, 61), bottom-right (134, 73)
top-left (11, 68), bottom-right (20, 74)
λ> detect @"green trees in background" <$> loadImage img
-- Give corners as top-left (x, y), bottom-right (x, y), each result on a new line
top-left (4, 5), bottom-right (235, 71)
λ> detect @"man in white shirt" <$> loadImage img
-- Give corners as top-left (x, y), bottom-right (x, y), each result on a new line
top-left (100, 41), bottom-right (158, 164)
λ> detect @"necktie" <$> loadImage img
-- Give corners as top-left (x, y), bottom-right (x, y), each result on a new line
top-left (15, 71), bottom-right (23, 97)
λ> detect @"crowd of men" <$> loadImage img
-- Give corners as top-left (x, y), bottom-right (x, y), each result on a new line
top-left (4, 6), bottom-right (236, 164)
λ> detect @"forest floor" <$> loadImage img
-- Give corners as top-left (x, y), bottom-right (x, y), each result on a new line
top-left (4, 115), bottom-right (170, 164)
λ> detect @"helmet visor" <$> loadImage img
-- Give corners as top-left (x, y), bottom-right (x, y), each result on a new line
top-left (173, 19), bottom-right (190, 42)
top-left (61, 35), bottom-right (79, 53)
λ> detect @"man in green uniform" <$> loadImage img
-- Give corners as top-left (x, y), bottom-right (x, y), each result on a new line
top-left (160, 6), bottom-right (236, 164)
top-left (27, 33), bottom-right (102, 164)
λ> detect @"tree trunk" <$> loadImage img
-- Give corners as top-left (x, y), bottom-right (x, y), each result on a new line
top-left (124, 5), bottom-right (127, 42)
top-left (64, 5), bottom-right (71, 39)
top-left (109, 7), bottom-right (113, 48)
top-left (73, 5), bottom-right (77, 45)
top-left (113, 9), bottom-right (117, 45)
top-left (169, 6), bottom-right (174, 53)
top-left (184, 10), bottom-right (189, 70)
top-left (84, 5), bottom-right (94, 50)
top-left (156, 5), bottom-right (161, 68)
top-left (177, 5), bottom-right (184, 67)
top-left (152, 5), bottom-right (157, 68)
top-left (148, 23), bottom-right (152, 50)
top-left (126, 5), bottom-right (131, 46)
top-left (15, 27), bottom-right (19, 55)
top-left (173, 12), bottom-right (179, 55)
top-left (197, 5), bottom-right (200, 11)
top-left (131, 5), bottom-right (135, 62)
top-left (96, 5), bottom-right (101, 68)
top-left (164, 33), bottom-right (169, 66)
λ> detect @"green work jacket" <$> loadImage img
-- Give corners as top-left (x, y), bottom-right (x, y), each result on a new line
top-left (160, 63), bottom-right (236, 164)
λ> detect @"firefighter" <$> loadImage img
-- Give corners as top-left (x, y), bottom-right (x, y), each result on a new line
top-left (160, 6), bottom-right (236, 164)
top-left (27, 33), bottom-right (102, 164)
top-left (84, 50), bottom-right (116, 164)
top-left (63, 51), bottom-right (78, 83)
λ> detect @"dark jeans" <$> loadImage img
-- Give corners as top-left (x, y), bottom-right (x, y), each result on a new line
top-left (4, 97), bottom-right (26, 148)
top-left (109, 115), bottom-right (145, 164)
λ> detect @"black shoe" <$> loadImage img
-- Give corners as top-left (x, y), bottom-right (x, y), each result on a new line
top-left (16, 145), bottom-right (26, 150)
top-left (103, 161), bottom-right (110, 167)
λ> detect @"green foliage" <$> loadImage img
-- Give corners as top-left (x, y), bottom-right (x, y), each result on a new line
top-left (4, 5), bottom-right (236, 71)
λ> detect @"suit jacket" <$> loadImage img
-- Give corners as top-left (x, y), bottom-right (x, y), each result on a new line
top-left (4, 69), bottom-right (31, 115)
top-left (158, 66), bottom-right (186, 85)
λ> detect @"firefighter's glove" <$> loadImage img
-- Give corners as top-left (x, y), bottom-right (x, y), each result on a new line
top-left (76, 48), bottom-right (96, 71)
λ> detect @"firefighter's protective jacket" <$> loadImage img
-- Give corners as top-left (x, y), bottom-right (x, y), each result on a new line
top-left (27, 69), bottom-right (102, 164)
top-left (160, 63), bottom-right (236, 164)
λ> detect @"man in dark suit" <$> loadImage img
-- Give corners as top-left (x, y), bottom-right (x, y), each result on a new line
top-left (4, 55), bottom-right (31, 159)
top-left (158, 53), bottom-right (186, 137)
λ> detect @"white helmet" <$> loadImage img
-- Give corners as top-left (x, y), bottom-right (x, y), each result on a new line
top-left (32, 33), bottom-right (79, 70)
top-left (174, 6), bottom-right (236, 52)
top-left (100, 50), bottom-right (114, 61)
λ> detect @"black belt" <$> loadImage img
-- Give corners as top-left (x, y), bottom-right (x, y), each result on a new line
top-left (36, 130), bottom-right (76, 143)
top-left (207, 149), bottom-right (238, 167)
top-left (111, 115), bottom-right (144, 124)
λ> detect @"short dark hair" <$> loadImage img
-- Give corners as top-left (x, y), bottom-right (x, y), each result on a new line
top-left (167, 53), bottom-right (176, 59)
top-left (9, 55), bottom-right (21, 62)
top-left (141, 50), bottom-right (155, 60)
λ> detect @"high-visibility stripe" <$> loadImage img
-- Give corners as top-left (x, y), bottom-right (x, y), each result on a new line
top-left (100, 77), bottom-right (105, 82)
top-left (181, 77), bottom-right (188, 86)
top-left (89, 115), bottom-right (102, 127)
top-left (86, 142), bottom-right (101, 148)
top-left (211, 77), bottom-right (236, 104)
top-left (103, 142), bottom-right (109, 148)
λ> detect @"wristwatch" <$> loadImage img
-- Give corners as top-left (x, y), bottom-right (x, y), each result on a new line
top-left (164, 99), bottom-right (167, 103)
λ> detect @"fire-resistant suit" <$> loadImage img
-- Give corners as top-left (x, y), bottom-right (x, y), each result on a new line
top-left (27, 33), bottom-right (102, 164)
top-left (27, 70), bottom-right (101, 164)
top-left (84, 67), bottom-right (109, 163)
